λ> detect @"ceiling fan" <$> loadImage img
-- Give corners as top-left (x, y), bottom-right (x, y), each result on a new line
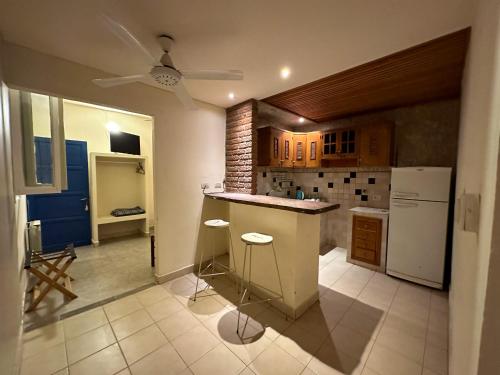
top-left (92, 15), bottom-right (243, 109)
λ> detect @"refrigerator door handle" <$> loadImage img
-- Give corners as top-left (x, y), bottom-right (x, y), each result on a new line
top-left (392, 191), bottom-right (420, 198)
top-left (392, 202), bottom-right (419, 208)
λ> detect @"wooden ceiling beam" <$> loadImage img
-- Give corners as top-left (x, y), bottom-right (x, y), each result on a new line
top-left (263, 28), bottom-right (470, 122)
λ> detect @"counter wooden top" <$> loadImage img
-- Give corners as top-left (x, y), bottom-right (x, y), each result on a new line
top-left (205, 192), bottom-right (340, 215)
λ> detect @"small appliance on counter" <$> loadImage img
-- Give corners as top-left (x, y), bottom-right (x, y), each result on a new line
top-left (386, 167), bottom-right (452, 289)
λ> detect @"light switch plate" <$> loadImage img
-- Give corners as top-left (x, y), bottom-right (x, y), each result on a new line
top-left (463, 193), bottom-right (480, 233)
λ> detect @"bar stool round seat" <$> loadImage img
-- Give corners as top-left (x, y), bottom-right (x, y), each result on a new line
top-left (237, 231), bottom-right (284, 334)
top-left (204, 219), bottom-right (230, 228)
top-left (241, 232), bottom-right (273, 245)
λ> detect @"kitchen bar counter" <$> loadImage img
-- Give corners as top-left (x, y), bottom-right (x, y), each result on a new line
top-left (204, 192), bottom-right (336, 318)
top-left (205, 192), bottom-right (340, 214)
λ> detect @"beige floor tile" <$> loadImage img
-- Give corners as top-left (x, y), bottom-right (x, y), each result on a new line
top-left (423, 345), bottom-right (448, 375)
top-left (22, 321), bottom-right (65, 359)
top-left (111, 309), bottom-right (154, 340)
top-left (119, 324), bottom-right (168, 365)
top-left (63, 308), bottom-right (109, 340)
top-left (253, 307), bottom-right (291, 341)
top-left (239, 368), bottom-right (255, 375)
top-left (21, 342), bottom-right (67, 375)
top-left (69, 343), bottom-right (127, 375)
top-left (383, 310), bottom-right (427, 340)
top-left (338, 304), bottom-right (384, 340)
top-left (116, 369), bottom-right (132, 375)
top-left (308, 341), bottom-right (366, 375)
top-left (136, 285), bottom-right (171, 307)
top-left (104, 296), bottom-right (143, 322)
top-left (163, 276), bottom-right (196, 297)
top-left (187, 296), bottom-right (227, 321)
top-left (53, 368), bottom-right (69, 375)
top-left (249, 343), bottom-right (305, 375)
top-left (220, 329), bottom-right (273, 365)
top-left (171, 324), bottom-right (220, 365)
top-left (275, 324), bottom-right (325, 365)
top-left (66, 324), bottom-right (116, 364)
top-left (146, 296), bottom-right (185, 321)
top-left (426, 326), bottom-right (448, 350)
top-left (360, 368), bottom-right (381, 375)
top-left (300, 367), bottom-right (317, 375)
top-left (365, 343), bottom-right (421, 375)
top-left (129, 343), bottom-right (187, 375)
top-left (190, 343), bottom-right (246, 375)
top-left (376, 324), bottom-right (425, 363)
top-left (157, 308), bottom-right (200, 340)
top-left (328, 325), bottom-right (374, 362)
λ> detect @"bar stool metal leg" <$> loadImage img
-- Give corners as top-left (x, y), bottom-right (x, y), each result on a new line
top-left (271, 242), bottom-right (284, 301)
top-left (194, 237), bottom-right (206, 301)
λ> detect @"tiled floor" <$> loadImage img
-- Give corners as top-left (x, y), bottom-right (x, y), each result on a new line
top-left (21, 247), bottom-right (449, 375)
top-left (24, 235), bottom-right (155, 330)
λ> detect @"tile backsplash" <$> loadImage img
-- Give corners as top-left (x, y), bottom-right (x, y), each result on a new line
top-left (256, 166), bottom-right (391, 250)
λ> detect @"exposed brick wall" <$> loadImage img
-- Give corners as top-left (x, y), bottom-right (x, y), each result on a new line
top-left (225, 99), bottom-right (257, 194)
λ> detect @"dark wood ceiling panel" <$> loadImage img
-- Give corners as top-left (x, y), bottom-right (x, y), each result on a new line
top-left (263, 28), bottom-right (470, 122)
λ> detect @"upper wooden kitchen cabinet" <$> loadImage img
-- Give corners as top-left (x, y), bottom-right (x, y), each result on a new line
top-left (320, 128), bottom-right (359, 167)
top-left (281, 130), bottom-right (294, 167)
top-left (306, 131), bottom-right (321, 168)
top-left (257, 126), bottom-right (283, 167)
top-left (292, 133), bottom-right (307, 168)
top-left (359, 122), bottom-right (394, 166)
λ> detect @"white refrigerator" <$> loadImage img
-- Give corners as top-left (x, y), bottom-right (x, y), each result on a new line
top-left (387, 167), bottom-right (452, 289)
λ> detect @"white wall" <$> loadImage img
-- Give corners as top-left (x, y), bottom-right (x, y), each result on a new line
top-left (450, 0), bottom-right (500, 374)
top-left (0, 41), bottom-right (27, 374)
top-left (1, 42), bottom-right (227, 282)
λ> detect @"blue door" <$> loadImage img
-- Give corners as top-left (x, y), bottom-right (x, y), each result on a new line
top-left (27, 139), bottom-right (91, 252)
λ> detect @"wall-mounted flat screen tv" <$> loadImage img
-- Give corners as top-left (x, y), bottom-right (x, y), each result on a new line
top-left (110, 131), bottom-right (141, 155)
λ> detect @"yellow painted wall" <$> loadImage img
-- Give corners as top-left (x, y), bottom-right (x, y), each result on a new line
top-left (31, 95), bottom-right (155, 224)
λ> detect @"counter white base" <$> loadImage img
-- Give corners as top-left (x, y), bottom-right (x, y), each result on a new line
top-left (229, 202), bottom-right (321, 319)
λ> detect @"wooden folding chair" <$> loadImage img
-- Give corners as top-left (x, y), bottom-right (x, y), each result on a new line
top-left (25, 243), bottom-right (78, 312)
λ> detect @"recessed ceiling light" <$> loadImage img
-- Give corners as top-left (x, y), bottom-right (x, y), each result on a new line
top-left (298, 117), bottom-right (305, 123)
top-left (280, 67), bottom-right (291, 79)
top-left (228, 92), bottom-right (235, 100)
top-left (106, 121), bottom-right (120, 134)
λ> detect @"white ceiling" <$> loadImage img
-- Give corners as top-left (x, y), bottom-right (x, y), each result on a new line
top-left (0, 0), bottom-right (473, 109)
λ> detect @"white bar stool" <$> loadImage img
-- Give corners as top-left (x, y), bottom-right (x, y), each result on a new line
top-left (237, 232), bottom-right (284, 333)
top-left (194, 219), bottom-right (236, 301)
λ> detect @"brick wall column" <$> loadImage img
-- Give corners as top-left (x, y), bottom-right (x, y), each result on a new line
top-left (225, 99), bottom-right (257, 194)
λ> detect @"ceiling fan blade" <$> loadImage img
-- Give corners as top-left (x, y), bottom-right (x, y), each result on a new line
top-left (173, 81), bottom-right (197, 110)
top-left (101, 14), bottom-right (158, 66)
top-left (92, 74), bottom-right (147, 88)
top-left (180, 70), bottom-right (243, 81)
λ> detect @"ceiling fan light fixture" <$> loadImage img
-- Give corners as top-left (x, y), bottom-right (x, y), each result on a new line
top-left (150, 66), bottom-right (181, 87)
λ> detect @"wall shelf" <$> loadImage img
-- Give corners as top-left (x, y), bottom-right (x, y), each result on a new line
top-left (89, 152), bottom-right (149, 245)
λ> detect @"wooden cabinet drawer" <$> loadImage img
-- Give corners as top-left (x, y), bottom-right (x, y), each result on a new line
top-left (351, 215), bottom-right (382, 266)
top-left (354, 230), bottom-right (378, 242)
top-left (352, 248), bottom-right (376, 263)
top-left (353, 238), bottom-right (377, 251)
top-left (354, 218), bottom-right (378, 232)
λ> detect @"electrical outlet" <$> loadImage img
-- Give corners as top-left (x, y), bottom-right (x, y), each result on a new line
top-left (201, 183), bottom-right (209, 190)
top-left (372, 194), bottom-right (381, 201)
top-left (214, 183), bottom-right (222, 189)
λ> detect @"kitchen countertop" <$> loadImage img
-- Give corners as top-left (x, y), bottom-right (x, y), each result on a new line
top-left (205, 192), bottom-right (340, 214)
top-left (349, 207), bottom-right (389, 215)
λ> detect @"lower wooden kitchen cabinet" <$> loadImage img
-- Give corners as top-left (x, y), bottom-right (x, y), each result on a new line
top-left (347, 207), bottom-right (389, 272)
